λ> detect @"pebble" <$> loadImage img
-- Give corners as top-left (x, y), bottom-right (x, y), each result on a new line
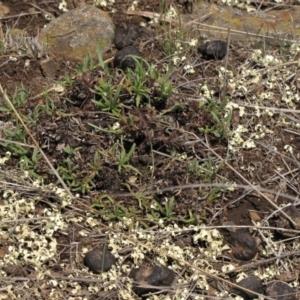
top-left (129, 265), bottom-right (175, 296)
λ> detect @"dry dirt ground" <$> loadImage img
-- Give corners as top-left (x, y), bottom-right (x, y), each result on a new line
top-left (1, 0), bottom-right (300, 299)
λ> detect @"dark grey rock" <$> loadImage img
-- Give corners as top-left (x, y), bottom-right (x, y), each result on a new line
top-left (114, 24), bottom-right (140, 50)
top-left (84, 247), bottom-right (116, 273)
top-left (229, 229), bottom-right (257, 261)
top-left (114, 45), bottom-right (141, 69)
top-left (265, 280), bottom-right (297, 300)
top-left (129, 265), bottom-right (175, 296)
top-left (198, 40), bottom-right (227, 60)
top-left (230, 275), bottom-right (263, 300)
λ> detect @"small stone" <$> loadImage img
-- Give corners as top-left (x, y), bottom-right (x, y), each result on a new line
top-left (198, 40), bottom-right (227, 60)
top-left (114, 24), bottom-right (140, 50)
top-left (249, 211), bottom-right (261, 222)
top-left (230, 276), bottom-right (263, 300)
top-left (265, 280), bottom-right (297, 300)
top-left (84, 248), bottom-right (116, 273)
top-left (114, 45), bottom-right (141, 69)
top-left (229, 229), bottom-right (257, 261)
top-left (129, 265), bottom-right (175, 296)
top-left (40, 58), bottom-right (57, 77)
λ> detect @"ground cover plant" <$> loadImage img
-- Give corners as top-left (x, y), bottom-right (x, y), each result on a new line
top-left (1, 0), bottom-right (300, 299)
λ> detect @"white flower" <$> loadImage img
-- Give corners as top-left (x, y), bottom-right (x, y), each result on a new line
top-left (184, 64), bottom-right (195, 74)
top-left (189, 38), bottom-right (198, 46)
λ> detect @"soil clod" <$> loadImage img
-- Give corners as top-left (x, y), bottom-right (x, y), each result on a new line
top-left (114, 24), bottom-right (141, 50)
top-left (230, 275), bottom-right (263, 300)
top-left (114, 45), bottom-right (142, 69)
top-left (198, 40), bottom-right (227, 60)
top-left (84, 248), bottom-right (116, 273)
top-left (229, 229), bottom-right (257, 260)
top-left (265, 280), bottom-right (297, 300)
top-left (129, 265), bottom-right (175, 296)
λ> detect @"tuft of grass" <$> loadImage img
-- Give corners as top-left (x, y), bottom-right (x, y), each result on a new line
top-left (0, 84), bottom-right (28, 112)
top-left (93, 79), bottom-right (123, 113)
top-left (111, 137), bottom-right (141, 175)
top-left (199, 97), bottom-right (232, 139)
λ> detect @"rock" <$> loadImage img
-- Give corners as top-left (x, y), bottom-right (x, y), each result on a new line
top-left (38, 5), bottom-right (114, 62)
top-left (229, 229), bottom-right (257, 261)
top-left (265, 280), bottom-right (296, 300)
top-left (129, 265), bottom-right (175, 296)
top-left (230, 275), bottom-right (263, 300)
top-left (114, 24), bottom-right (141, 50)
top-left (84, 247), bottom-right (116, 273)
top-left (114, 45), bottom-right (141, 69)
top-left (198, 40), bottom-right (227, 60)
top-left (40, 58), bottom-right (57, 77)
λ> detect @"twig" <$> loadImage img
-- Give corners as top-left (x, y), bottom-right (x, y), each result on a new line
top-left (0, 12), bottom-right (41, 20)
top-left (224, 250), bottom-right (300, 274)
top-left (0, 137), bottom-right (36, 148)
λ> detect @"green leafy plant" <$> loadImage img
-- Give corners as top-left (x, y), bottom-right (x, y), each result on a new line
top-left (0, 124), bottom-right (28, 156)
top-left (93, 79), bottom-right (122, 113)
top-left (113, 139), bottom-right (141, 175)
top-left (64, 145), bottom-right (82, 156)
top-left (0, 84), bottom-right (28, 112)
top-left (149, 197), bottom-right (202, 224)
top-left (124, 56), bottom-right (173, 107)
top-left (124, 56), bottom-right (151, 107)
top-left (156, 75), bottom-right (173, 100)
top-left (207, 187), bottom-right (222, 202)
top-left (57, 158), bottom-right (78, 186)
top-left (88, 150), bottom-right (102, 173)
top-left (78, 52), bottom-right (95, 72)
top-left (188, 155), bottom-right (225, 183)
top-left (19, 148), bottom-right (41, 178)
top-left (92, 194), bottom-right (139, 224)
top-left (199, 97), bottom-right (231, 139)
top-left (97, 42), bottom-right (110, 74)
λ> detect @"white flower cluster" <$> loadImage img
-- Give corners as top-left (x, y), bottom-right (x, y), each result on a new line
top-left (251, 49), bottom-right (282, 68)
top-left (94, 0), bottom-right (115, 7)
top-left (193, 228), bottom-right (230, 260)
top-left (0, 151), bottom-right (11, 165)
top-left (0, 190), bottom-right (66, 271)
top-left (290, 43), bottom-right (300, 55)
